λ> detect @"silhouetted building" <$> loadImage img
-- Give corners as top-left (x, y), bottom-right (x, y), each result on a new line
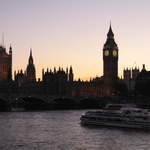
top-left (26, 49), bottom-right (36, 82)
top-left (3, 24), bottom-right (128, 97)
top-left (14, 70), bottom-right (26, 87)
top-left (42, 66), bottom-right (73, 95)
top-left (103, 24), bottom-right (119, 95)
top-left (0, 45), bottom-right (12, 81)
top-left (123, 67), bottom-right (140, 91)
top-left (123, 68), bottom-right (131, 90)
top-left (132, 67), bottom-right (140, 80)
top-left (70, 24), bottom-right (121, 96)
top-left (135, 64), bottom-right (150, 96)
top-left (124, 68), bottom-right (131, 80)
top-left (70, 78), bottom-right (103, 97)
top-left (15, 49), bottom-right (36, 86)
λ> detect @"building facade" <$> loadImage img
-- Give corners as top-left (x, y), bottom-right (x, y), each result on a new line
top-left (123, 67), bottom-right (140, 91)
top-left (0, 45), bottom-right (12, 81)
top-left (42, 66), bottom-right (73, 95)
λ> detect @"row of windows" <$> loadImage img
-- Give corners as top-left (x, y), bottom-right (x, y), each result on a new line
top-left (0, 65), bottom-right (10, 72)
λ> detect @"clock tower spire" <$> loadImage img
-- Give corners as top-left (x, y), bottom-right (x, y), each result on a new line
top-left (107, 22), bottom-right (114, 39)
top-left (103, 24), bottom-right (119, 95)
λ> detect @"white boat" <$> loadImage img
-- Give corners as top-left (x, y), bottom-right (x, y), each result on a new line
top-left (80, 104), bottom-right (150, 129)
top-left (11, 107), bottom-right (25, 112)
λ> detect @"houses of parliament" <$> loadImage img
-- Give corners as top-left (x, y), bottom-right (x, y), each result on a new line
top-left (0, 25), bottom-right (144, 97)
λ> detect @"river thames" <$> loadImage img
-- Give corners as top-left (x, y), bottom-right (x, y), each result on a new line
top-left (0, 110), bottom-right (150, 150)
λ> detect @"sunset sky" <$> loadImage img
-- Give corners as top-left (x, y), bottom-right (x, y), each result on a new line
top-left (0, 0), bottom-right (150, 80)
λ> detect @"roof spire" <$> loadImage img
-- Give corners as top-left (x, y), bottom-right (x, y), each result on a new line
top-left (142, 64), bottom-right (146, 72)
top-left (30, 48), bottom-right (32, 57)
top-left (69, 66), bottom-right (73, 74)
top-left (107, 22), bottom-right (114, 39)
top-left (9, 44), bottom-right (12, 54)
top-left (29, 48), bottom-right (33, 64)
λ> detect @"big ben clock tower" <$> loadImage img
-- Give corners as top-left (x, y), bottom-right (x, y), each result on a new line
top-left (103, 24), bottom-right (119, 95)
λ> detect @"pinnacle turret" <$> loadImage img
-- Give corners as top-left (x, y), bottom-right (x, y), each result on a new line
top-left (9, 44), bottom-right (12, 54)
top-left (29, 49), bottom-right (33, 64)
top-left (69, 66), bottom-right (73, 74)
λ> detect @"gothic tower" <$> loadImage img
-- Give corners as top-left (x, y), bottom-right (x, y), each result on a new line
top-left (8, 45), bottom-right (12, 80)
top-left (103, 24), bottom-right (119, 95)
top-left (69, 66), bottom-right (74, 82)
top-left (0, 45), bottom-right (12, 81)
top-left (26, 49), bottom-right (36, 82)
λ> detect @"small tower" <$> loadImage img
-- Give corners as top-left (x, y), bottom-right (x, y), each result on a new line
top-left (9, 45), bottom-right (12, 55)
top-left (123, 68), bottom-right (131, 90)
top-left (46, 68), bottom-right (49, 73)
top-left (141, 64), bottom-right (146, 72)
top-left (66, 67), bottom-right (68, 81)
top-left (132, 67), bottom-right (140, 80)
top-left (14, 70), bottom-right (16, 80)
top-left (123, 68), bottom-right (131, 80)
top-left (26, 49), bottom-right (36, 82)
top-left (42, 68), bottom-right (44, 81)
top-left (69, 66), bottom-right (74, 82)
top-left (54, 67), bottom-right (56, 74)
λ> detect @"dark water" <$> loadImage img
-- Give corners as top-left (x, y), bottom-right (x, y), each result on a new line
top-left (0, 110), bottom-right (150, 150)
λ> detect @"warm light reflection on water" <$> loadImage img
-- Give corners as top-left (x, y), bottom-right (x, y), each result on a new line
top-left (0, 110), bottom-right (150, 150)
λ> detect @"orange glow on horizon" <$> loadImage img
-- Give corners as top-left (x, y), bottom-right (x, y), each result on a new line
top-left (1, 0), bottom-right (150, 81)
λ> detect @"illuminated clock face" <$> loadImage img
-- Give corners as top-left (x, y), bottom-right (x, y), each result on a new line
top-left (113, 50), bottom-right (117, 57)
top-left (104, 50), bottom-right (109, 56)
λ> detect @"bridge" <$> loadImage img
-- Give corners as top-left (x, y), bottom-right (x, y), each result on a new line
top-left (0, 93), bottom-right (82, 103)
top-left (0, 93), bottom-right (103, 111)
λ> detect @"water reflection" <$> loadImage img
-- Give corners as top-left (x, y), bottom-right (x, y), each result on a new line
top-left (0, 111), bottom-right (150, 150)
